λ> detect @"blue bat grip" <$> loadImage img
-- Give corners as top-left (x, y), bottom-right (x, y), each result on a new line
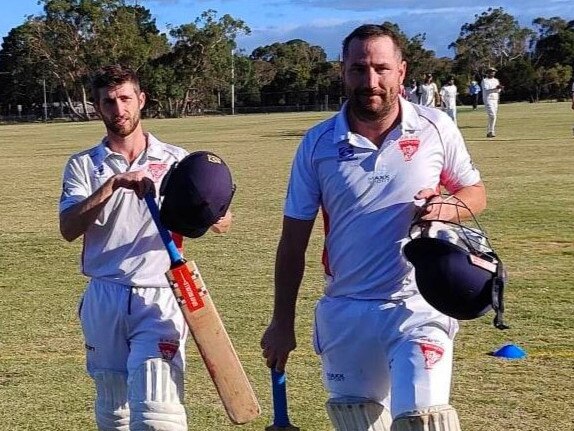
top-left (144, 193), bottom-right (183, 265)
top-left (271, 368), bottom-right (291, 427)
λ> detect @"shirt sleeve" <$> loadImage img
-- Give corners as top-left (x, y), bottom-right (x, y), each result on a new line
top-left (59, 155), bottom-right (90, 213)
top-left (284, 134), bottom-right (321, 220)
top-left (439, 120), bottom-right (481, 193)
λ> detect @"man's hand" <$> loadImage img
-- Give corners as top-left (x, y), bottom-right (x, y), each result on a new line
top-left (112, 170), bottom-right (155, 199)
top-left (210, 210), bottom-right (232, 234)
top-left (260, 319), bottom-right (296, 372)
top-left (415, 188), bottom-right (456, 221)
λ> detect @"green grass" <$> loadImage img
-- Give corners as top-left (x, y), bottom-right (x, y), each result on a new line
top-left (0, 103), bottom-right (573, 430)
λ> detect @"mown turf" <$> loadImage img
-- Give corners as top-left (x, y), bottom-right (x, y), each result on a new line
top-left (0, 103), bottom-right (572, 430)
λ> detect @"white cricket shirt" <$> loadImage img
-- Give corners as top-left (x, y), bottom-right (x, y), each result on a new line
top-left (481, 77), bottom-right (501, 102)
top-left (440, 84), bottom-right (458, 110)
top-left (59, 133), bottom-right (188, 287)
top-left (419, 83), bottom-right (438, 107)
top-left (284, 99), bottom-right (481, 299)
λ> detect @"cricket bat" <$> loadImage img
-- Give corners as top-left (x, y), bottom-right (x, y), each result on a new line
top-left (144, 193), bottom-right (261, 425)
top-left (266, 368), bottom-right (299, 430)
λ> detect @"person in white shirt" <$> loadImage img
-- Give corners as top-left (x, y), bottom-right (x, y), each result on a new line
top-left (405, 78), bottom-right (419, 104)
top-left (419, 73), bottom-right (440, 107)
top-left (59, 65), bottom-right (232, 431)
top-left (440, 76), bottom-right (458, 125)
top-left (261, 24), bottom-right (486, 431)
top-left (481, 67), bottom-right (503, 138)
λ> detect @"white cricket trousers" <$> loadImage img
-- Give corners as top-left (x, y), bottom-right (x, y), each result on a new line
top-left (313, 293), bottom-right (459, 419)
top-left (485, 101), bottom-right (498, 134)
top-left (79, 279), bottom-right (188, 379)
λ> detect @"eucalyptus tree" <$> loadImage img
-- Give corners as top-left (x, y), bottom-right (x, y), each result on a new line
top-left (449, 8), bottom-right (533, 78)
top-left (145, 9), bottom-right (250, 117)
top-left (250, 39), bottom-right (330, 107)
top-left (14, 0), bottom-right (167, 119)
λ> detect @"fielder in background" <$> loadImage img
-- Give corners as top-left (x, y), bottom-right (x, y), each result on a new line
top-left (481, 67), bottom-right (503, 138)
top-left (261, 24), bottom-right (486, 431)
top-left (468, 80), bottom-right (481, 110)
top-left (440, 76), bottom-right (458, 125)
top-left (419, 73), bottom-right (440, 107)
top-left (405, 79), bottom-right (419, 104)
top-left (59, 64), bottom-right (232, 431)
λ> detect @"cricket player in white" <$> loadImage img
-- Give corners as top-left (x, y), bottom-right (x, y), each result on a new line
top-left (59, 65), bottom-right (231, 431)
top-left (261, 25), bottom-right (486, 431)
top-left (481, 67), bottom-right (503, 137)
top-left (419, 73), bottom-right (440, 107)
top-left (440, 76), bottom-right (458, 125)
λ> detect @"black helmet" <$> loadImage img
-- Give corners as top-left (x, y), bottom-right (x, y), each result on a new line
top-left (403, 198), bottom-right (508, 329)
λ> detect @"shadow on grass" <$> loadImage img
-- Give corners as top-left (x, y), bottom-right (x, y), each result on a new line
top-left (262, 130), bottom-right (306, 139)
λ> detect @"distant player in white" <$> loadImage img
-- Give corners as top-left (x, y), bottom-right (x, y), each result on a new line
top-left (481, 67), bottom-right (503, 137)
top-left (405, 79), bottom-right (419, 104)
top-left (59, 65), bottom-right (231, 431)
top-left (261, 24), bottom-right (486, 431)
top-left (440, 76), bottom-right (458, 125)
top-left (419, 73), bottom-right (440, 107)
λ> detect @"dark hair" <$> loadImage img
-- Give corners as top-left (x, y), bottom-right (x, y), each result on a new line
top-left (342, 24), bottom-right (404, 61)
top-left (91, 65), bottom-right (140, 102)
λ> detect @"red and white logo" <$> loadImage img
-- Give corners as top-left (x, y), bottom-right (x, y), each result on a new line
top-left (419, 342), bottom-right (444, 369)
top-left (158, 340), bottom-right (180, 361)
top-left (398, 137), bottom-right (420, 161)
top-left (147, 163), bottom-right (169, 182)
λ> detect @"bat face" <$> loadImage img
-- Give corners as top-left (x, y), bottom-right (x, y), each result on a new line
top-left (166, 260), bottom-right (261, 424)
top-left (167, 262), bottom-right (206, 312)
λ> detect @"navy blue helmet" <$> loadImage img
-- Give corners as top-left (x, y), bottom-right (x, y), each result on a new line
top-left (160, 151), bottom-right (235, 238)
top-left (403, 198), bottom-right (508, 329)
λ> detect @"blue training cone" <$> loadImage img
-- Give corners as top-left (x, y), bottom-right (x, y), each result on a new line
top-left (491, 343), bottom-right (527, 360)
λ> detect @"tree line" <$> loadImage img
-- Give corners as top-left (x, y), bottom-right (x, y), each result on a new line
top-left (0, 1), bottom-right (573, 120)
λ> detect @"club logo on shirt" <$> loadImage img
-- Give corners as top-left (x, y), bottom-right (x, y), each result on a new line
top-left (158, 339), bottom-right (180, 361)
top-left (419, 342), bottom-right (444, 369)
top-left (338, 145), bottom-right (357, 162)
top-left (147, 163), bottom-right (169, 182)
top-left (398, 137), bottom-right (420, 162)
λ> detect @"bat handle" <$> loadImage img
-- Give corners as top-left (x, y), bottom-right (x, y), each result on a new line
top-left (271, 368), bottom-right (291, 427)
top-left (144, 192), bottom-right (183, 265)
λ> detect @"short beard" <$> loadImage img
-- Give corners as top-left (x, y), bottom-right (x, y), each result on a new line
top-left (347, 88), bottom-right (397, 123)
top-left (103, 111), bottom-right (140, 137)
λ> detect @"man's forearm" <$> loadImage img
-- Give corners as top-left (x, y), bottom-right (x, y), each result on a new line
top-left (272, 239), bottom-right (305, 326)
top-left (59, 177), bottom-right (116, 242)
top-left (449, 182), bottom-right (487, 221)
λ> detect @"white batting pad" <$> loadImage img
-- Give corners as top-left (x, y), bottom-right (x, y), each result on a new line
top-left (93, 370), bottom-right (130, 431)
top-left (326, 398), bottom-right (392, 431)
top-left (391, 405), bottom-right (461, 431)
top-left (128, 358), bottom-right (187, 431)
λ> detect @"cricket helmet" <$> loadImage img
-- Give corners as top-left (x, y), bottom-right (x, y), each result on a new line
top-left (403, 198), bottom-right (508, 329)
top-left (160, 151), bottom-right (235, 238)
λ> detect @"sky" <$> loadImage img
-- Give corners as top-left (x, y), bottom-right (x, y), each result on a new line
top-left (1, 0), bottom-right (573, 60)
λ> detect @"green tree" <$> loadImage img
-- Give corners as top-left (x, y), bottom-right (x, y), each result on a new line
top-left (250, 39), bottom-right (330, 107)
top-left (0, 24), bottom-right (47, 115)
top-left (450, 8), bottom-right (533, 78)
top-left (147, 10), bottom-right (250, 117)
top-left (14, 0), bottom-right (167, 119)
top-left (532, 17), bottom-right (574, 70)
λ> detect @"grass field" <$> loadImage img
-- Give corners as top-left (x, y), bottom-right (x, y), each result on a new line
top-left (0, 102), bottom-right (573, 430)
